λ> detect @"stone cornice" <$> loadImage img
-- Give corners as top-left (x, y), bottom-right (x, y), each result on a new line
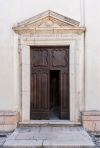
top-left (13, 27), bottom-right (86, 35)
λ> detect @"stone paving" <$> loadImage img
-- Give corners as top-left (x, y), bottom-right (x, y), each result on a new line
top-left (88, 132), bottom-right (100, 148)
top-left (0, 132), bottom-right (12, 148)
top-left (2, 126), bottom-right (95, 148)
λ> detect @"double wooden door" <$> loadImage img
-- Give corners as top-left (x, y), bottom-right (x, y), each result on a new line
top-left (30, 47), bottom-right (69, 120)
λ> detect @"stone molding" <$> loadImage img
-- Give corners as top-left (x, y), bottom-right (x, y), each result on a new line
top-left (18, 33), bottom-right (85, 123)
top-left (13, 27), bottom-right (85, 34)
top-left (12, 11), bottom-right (85, 123)
top-left (82, 110), bottom-right (100, 116)
top-left (20, 34), bottom-right (80, 39)
top-left (0, 111), bottom-right (20, 132)
top-left (12, 10), bottom-right (86, 35)
top-left (82, 111), bottom-right (100, 132)
top-left (16, 10), bottom-right (80, 27)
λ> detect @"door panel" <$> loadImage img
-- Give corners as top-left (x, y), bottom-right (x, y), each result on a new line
top-left (30, 70), bottom-right (50, 120)
top-left (38, 71), bottom-right (50, 113)
top-left (32, 73), bottom-right (37, 109)
top-left (60, 69), bottom-right (69, 119)
top-left (30, 71), bottom-right (38, 119)
top-left (38, 71), bottom-right (50, 120)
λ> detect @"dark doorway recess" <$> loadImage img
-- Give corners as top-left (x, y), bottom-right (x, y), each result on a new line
top-left (30, 46), bottom-right (69, 120)
top-left (50, 70), bottom-right (60, 120)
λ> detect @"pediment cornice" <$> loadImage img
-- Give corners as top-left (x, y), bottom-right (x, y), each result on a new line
top-left (13, 10), bottom-right (86, 34)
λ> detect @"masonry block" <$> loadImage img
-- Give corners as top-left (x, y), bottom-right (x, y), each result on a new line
top-left (82, 110), bottom-right (100, 132)
top-left (0, 111), bottom-right (20, 132)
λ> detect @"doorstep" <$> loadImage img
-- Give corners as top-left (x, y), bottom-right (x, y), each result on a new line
top-left (4, 126), bottom-right (95, 148)
top-left (19, 120), bottom-right (81, 126)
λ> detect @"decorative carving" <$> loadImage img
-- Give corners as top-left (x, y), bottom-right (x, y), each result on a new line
top-left (20, 34), bottom-right (79, 38)
top-left (39, 20), bottom-right (60, 27)
top-left (31, 49), bottom-right (48, 68)
top-left (52, 49), bottom-right (68, 67)
top-left (17, 10), bottom-right (80, 27)
top-left (13, 10), bottom-right (81, 35)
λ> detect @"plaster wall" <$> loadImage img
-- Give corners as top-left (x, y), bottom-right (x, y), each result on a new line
top-left (0, 0), bottom-right (100, 116)
top-left (85, 0), bottom-right (100, 110)
top-left (15, 0), bottom-right (81, 25)
top-left (2, 0), bottom-right (81, 113)
top-left (0, 0), bottom-right (14, 110)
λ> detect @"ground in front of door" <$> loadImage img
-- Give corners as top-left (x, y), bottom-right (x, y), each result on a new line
top-left (1, 126), bottom-right (96, 148)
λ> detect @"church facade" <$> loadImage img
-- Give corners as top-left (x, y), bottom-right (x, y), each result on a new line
top-left (0, 0), bottom-right (100, 132)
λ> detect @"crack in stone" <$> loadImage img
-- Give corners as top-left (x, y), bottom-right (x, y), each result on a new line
top-left (42, 139), bottom-right (45, 148)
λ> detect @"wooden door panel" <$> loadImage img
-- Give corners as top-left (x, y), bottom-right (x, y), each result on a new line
top-left (50, 47), bottom-right (69, 68)
top-left (30, 71), bottom-right (38, 119)
top-left (32, 73), bottom-right (37, 110)
top-left (62, 73), bottom-right (69, 110)
top-left (60, 70), bottom-right (69, 119)
top-left (38, 113), bottom-right (49, 120)
top-left (31, 70), bottom-right (50, 120)
top-left (38, 71), bottom-right (50, 113)
top-left (31, 48), bottom-right (48, 69)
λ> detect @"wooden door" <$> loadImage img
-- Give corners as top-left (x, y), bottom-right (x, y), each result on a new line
top-left (30, 47), bottom-right (50, 120)
top-left (30, 46), bottom-right (69, 120)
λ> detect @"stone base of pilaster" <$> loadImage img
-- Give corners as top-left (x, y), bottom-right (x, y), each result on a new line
top-left (0, 111), bottom-right (20, 132)
top-left (82, 110), bottom-right (100, 132)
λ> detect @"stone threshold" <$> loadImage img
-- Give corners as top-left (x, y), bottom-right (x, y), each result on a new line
top-left (19, 120), bottom-right (81, 126)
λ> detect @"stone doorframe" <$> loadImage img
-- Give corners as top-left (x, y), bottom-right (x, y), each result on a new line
top-left (19, 33), bottom-right (85, 122)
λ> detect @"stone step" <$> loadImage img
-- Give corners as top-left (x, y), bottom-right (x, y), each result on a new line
top-left (3, 126), bottom-right (95, 148)
top-left (19, 120), bottom-right (81, 126)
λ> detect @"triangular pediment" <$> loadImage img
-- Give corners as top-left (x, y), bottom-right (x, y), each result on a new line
top-left (17, 10), bottom-right (80, 28)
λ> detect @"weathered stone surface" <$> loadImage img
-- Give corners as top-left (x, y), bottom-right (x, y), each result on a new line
top-left (34, 133), bottom-right (47, 140)
top-left (47, 133), bottom-right (58, 139)
top-left (16, 132), bottom-right (35, 140)
top-left (0, 117), bottom-right (5, 125)
top-left (82, 111), bottom-right (100, 116)
top-left (43, 140), bottom-right (95, 148)
top-left (83, 121), bottom-right (100, 132)
top-left (40, 127), bottom-right (51, 133)
top-left (3, 126), bottom-right (95, 148)
top-left (0, 132), bottom-right (12, 148)
top-left (4, 140), bottom-right (42, 148)
top-left (52, 127), bottom-right (62, 133)
top-left (82, 111), bottom-right (100, 132)
top-left (19, 120), bottom-right (81, 126)
top-left (0, 111), bottom-right (20, 132)
top-left (62, 127), bottom-right (70, 132)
